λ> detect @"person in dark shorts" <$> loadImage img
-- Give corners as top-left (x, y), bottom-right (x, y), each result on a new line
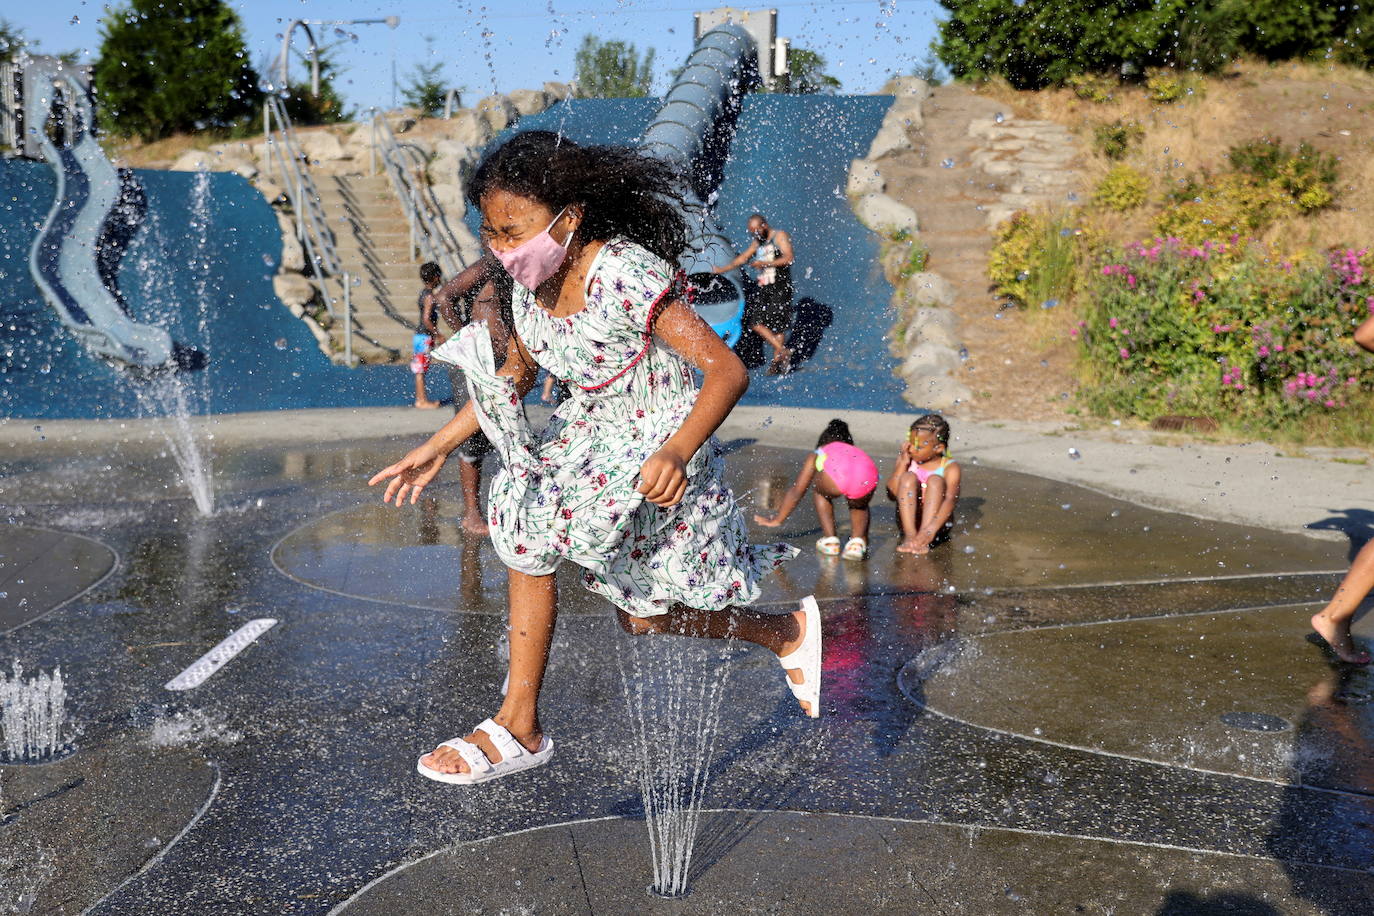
top-left (413, 264), bottom-right (445, 409)
top-left (713, 213), bottom-right (795, 374)
top-left (421, 257), bottom-right (513, 535)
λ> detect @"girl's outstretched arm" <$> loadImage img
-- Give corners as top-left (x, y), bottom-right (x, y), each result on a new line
top-left (917, 463), bottom-right (962, 540)
top-left (369, 327), bottom-right (539, 505)
top-left (637, 298), bottom-right (749, 507)
top-left (754, 457), bottom-right (817, 527)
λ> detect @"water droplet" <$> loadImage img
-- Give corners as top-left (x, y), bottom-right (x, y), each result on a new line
top-left (1041, 299), bottom-right (1058, 309)
top-left (1067, 447), bottom-right (1081, 460)
top-left (70, 15), bottom-right (80, 24)
top-left (941, 158), bottom-right (955, 168)
top-left (274, 338), bottom-right (287, 350)
top-left (963, 545), bottom-right (976, 554)
top-left (1060, 503), bottom-right (1071, 510)
top-left (994, 111), bottom-right (1005, 123)
top-left (1109, 509), bottom-right (1120, 518)
top-left (958, 347), bottom-right (969, 361)
top-left (38, 363), bottom-right (50, 375)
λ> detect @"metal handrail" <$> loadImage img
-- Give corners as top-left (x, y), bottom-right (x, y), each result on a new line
top-left (370, 110), bottom-right (470, 278)
top-left (261, 93), bottom-right (343, 316)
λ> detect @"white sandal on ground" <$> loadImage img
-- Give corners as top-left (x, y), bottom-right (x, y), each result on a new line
top-left (415, 718), bottom-right (554, 785)
top-left (777, 595), bottom-right (822, 718)
top-left (841, 537), bottom-right (868, 560)
top-left (815, 536), bottom-right (841, 556)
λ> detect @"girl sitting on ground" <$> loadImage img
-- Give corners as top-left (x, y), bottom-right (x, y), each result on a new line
top-left (369, 131), bottom-right (821, 787)
top-left (886, 414), bottom-right (962, 555)
top-left (754, 418), bottom-right (878, 560)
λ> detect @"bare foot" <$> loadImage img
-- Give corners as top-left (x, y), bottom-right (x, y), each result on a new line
top-left (897, 537), bottom-right (930, 555)
top-left (766, 348), bottom-right (793, 376)
top-left (414, 399), bottom-right (442, 410)
top-left (1310, 612), bottom-right (1371, 665)
top-left (461, 514), bottom-right (490, 536)
top-left (419, 717), bottom-right (543, 775)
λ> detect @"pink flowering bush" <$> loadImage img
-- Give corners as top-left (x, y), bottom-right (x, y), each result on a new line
top-left (1078, 238), bottom-right (1374, 426)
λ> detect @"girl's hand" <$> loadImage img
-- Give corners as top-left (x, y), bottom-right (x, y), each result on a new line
top-left (753, 513), bottom-right (782, 528)
top-left (369, 443), bottom-right (448, 505)
top-left (637, 450), bottom-right (688, 507)
top-left (898, 440), bottom-right (913, 463)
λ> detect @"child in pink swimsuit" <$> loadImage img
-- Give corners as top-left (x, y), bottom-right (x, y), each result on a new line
top-left (755, 419), bottom-right (878, 559)
top-left (886, 414), bottom-right (962, 555)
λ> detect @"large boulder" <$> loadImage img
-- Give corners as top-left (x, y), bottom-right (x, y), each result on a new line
top-left (300, 130), bottom-right (346, 162)
top-left (902, 308), bottom-right (961, 350)
top-left (880, 75), bottom-right (932, 100)
top-left (544, 81), bottom-right (574, 100)
top-left (902, 373), bottom-right (973, 412)
top-left (170, 149), bottom-right (257, 180)
top-left (508, 88), bottom-right (552, 116)
top-left (854, 193), bottom-right (919, 235)
top-left (443, 110), bottom-right (493, 148)
top-left (476, 94), bottom-right (518, 132)
top-left (273, 272), bottom-right (317, 308)
top-left (275, 212), bottom-right (305, 272)
top-left (429, 182), bottom-right (467, 217)
top-left (866, 119), bottom-right (914, 159)
top-left (899, 341), bottom-right (962, 380)
top-left (900, 272), bottom-right (957, 310)
top-left (885, 98), bottom-right (924, 131)
top-left (846, 159), bottom-right (885, 196)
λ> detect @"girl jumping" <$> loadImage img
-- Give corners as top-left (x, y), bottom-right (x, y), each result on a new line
top-left (886, 414), bottom-right (962, 555)
top-left (754, 418), bottom-right (878, 560)
top-left (370, 131), bottom-right (821, 786)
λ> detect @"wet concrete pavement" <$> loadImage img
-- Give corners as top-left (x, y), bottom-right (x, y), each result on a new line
top-left (0, 424), bottom-right (1371, 913)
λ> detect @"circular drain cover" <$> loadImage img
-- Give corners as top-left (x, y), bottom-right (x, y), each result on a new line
top-left (1219, 712), bottom-right (1291, 733)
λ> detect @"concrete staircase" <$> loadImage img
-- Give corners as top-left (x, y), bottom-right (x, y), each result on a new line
top-left (314, 175), bottom-right (425, 363)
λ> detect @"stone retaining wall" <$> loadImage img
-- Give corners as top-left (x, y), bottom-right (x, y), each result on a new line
top-left (846, 76), bottom-right (972, 412)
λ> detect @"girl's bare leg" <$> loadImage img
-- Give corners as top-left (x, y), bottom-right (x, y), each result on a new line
top-left (847, 492), bottom-right (872, 542)
top-left (752, 323), bottom-right (793, 370)
top-left (813, 491), bottom-right (838, 539)
top-left (895, 472), bottom-right (923, 553)
top-left (421, 570), bottom-right (556, 774)
top-left (903, 476), bottom-right (947, 556)
top-left (617, 603), bottom-right (812, 711)
top-left (1311, 539), bottom-right (1374, 663)
top-left (458, 458), bottom-right (489, 536)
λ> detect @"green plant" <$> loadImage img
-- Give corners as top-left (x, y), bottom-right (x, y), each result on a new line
top-left (1227, 139), bottom-right (1338, 212)
top-left (1067, 73), bottom-right (1117, 103)
top-left (573, 35), bottom-right (656, 98)
top-left (1144, 68), bottom-right (1205, 103)
top-left (1077, 239), bottom-right (1374, 437)
top-left (988, 210), bottom-right (1081, 308)
top-left (1093, 119), bottom-right (1144, 160)
top-left (898, 243), bottom-right (930, 279)
top-left (1094, 165), bottom-right (1150, 211)
top-left (93, 0), bottom-right (259, 141)
top-left (401, 37), bottom-right (449, 117)
top-left (1156, 173), bottom-right (1288, 245)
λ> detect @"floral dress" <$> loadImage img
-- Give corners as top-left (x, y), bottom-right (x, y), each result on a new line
top-left (438, 237), bottom-right (796, 618)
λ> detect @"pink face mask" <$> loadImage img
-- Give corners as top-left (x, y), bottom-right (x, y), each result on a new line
top-left (491, 206), bottom-right (573, 290)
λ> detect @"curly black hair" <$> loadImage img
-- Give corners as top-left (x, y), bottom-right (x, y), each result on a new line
top-left (911, 413), bottom-right (950, 446)
top-left (817, 418), bottom-right (854, 448)
top-left (467, 130), bottom-right (688, 267)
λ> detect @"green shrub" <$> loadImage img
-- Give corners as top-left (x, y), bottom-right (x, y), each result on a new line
top-left (1227, 139), bottom-right (1338, 212)
top-left (898, 242), bottom-right (930, 279)
top-left (1145, 68), bottom-right (1205, 104)
top-left (1156, 173), bottom-right (1289, 245)
top-left (1078, 239), bottom-right (1374, 429)
top-left (1094, 165), bottom-right (1149, 211)
top-left (1067, 73), bottom-right (1118, 103)
top-left (1093, 119), bottom-right (1144, 160)
top-left (988, 210), bottom-right (1081, 308)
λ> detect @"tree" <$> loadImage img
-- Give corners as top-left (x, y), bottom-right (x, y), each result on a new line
top-left (284, 45), bottom-right (352, 125)
top-left (573, 35), bottom-right (656, 98)
top-left (401, 37), bottom-right (451, 117)
top-left (777, 46), bottom-right (841, 94)
top-left (912, 49), bottom-right (947, 87)
top-left (0, 18), bottom-right (27, 64)
top-left (92, 0), bottom-right (259, 140)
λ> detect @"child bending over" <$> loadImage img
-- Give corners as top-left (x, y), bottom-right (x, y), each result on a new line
top-left (754, 418), bottom-right (879, 560)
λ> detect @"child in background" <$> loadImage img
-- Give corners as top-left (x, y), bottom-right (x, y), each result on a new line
top-left (1308, 313), bottom-right (1374, 665)
top-left (887, 414), bottom-right (962, 555)
top-left (412, 263), bottom-right (444, 409)
top-left (754, 418), bottom-right (878, 560)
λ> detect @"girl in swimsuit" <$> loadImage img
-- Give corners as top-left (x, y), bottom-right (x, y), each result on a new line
top-left (886, 414), bottom-right (961, 556)
top-left (754, 418), bottom-right (879, 560)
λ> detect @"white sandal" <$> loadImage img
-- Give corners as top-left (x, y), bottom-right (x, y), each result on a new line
top-left (777, 596), bottom-right (822, 718)
top-left (841, 537), bottom-right (868, 560)
top-left (416, 718), bottom-right (554, 785)
top-left (815, 536), bottom-right (841, 556)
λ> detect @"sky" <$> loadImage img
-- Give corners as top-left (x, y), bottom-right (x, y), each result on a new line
top-left (15, 1), bottom-right (944, 112)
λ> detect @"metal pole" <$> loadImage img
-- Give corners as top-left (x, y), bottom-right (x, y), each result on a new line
top-left (343, 272), bottom-right (353, 365)
top-left (296, 175), bottom-right (305, 240)
top-left (370, 111), bottom-right (377, 176)
top-left (263, 103), bottom-right (271, 181)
